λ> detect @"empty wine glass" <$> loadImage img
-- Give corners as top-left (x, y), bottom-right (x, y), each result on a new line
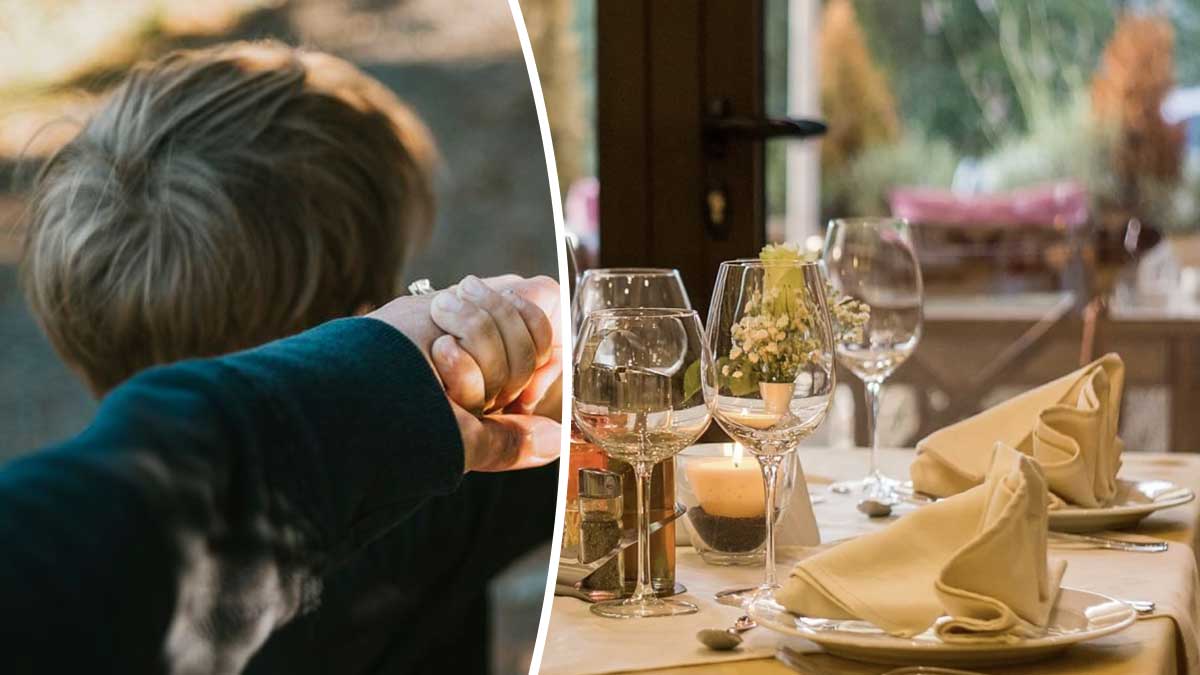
top-left (574, 308), bottom-right (712, 618)
top-left (572, 268), bottom-right (691, 332)
top-left (823, 217), bottom-right (923, 500)
top-left (700, 259), bottom-right (835, 611)
top-left (568, 268), bottom-right (692, 588)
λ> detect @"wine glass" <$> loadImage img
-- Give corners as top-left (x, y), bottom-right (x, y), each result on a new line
top-left (700, 259), bottom-right (835, 610)
top-left (564, 232), bottom-right (582, 297)
top-left (823, 217), bottom-right (923, 500)
top-left (572, 268), bottom-right (691, 332)
top-left (567, 268), bottom-right (692, 582)
top-left (574, 308), bottom-right (712, 618)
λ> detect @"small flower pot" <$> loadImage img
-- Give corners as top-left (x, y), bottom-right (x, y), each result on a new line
top-left (759, 381), bottom-right (795, 417)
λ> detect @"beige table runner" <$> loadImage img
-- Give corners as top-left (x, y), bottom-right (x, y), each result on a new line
top-left (540, 448), bottom-right (1200, 675)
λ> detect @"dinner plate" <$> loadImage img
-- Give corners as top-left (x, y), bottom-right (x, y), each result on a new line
top-left (1048, 479), bottom-right (1195, 533)
top-left (750, 587), bottom-right (1136, 667)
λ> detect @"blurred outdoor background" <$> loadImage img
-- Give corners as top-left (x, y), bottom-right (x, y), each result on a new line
top-left (0, 1), bottom-right (558, 672)
top-left (555, 0), bottom-right (1200, 453)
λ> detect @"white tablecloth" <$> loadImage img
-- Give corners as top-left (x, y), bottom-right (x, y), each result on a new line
top-left (539, 448), bottom-right (1200, 675)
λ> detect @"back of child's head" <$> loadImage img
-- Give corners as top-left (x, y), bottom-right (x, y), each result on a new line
top-left (21, 41), bottom-right (436, 394)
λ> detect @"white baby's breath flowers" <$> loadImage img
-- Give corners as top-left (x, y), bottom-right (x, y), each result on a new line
top-left (727, 287), bottom-right (824, 383)
top-left (829, 288), bottom-right (870, 344)
top-left (719, 242), bottom-right (870, 388)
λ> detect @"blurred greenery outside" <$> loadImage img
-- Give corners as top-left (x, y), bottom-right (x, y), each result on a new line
top-left (762, 0), bottom-right (1200, 233)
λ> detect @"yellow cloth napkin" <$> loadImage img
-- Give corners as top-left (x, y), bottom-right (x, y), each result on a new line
top-left (911, 354), bottom-right (1124, 507)
top-left (777, 445), bottom-right (1066, 641)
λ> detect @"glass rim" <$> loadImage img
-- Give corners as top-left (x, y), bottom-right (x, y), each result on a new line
top-left (717, 258), bottom-right (823, 269)
top-left (827, 216), bottom-right (910, 228)
top-left (580, 307), bottom-right (698, 320)
top-left (580, 267), bottom-right (681, 277)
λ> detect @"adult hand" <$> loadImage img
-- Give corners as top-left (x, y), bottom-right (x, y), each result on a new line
top-left (451, 405), bottom-right (561, 472)
top-left (366, 274), bottom-right (563, 471)
top-left (431, 274), bottom-right (564, 471)
top-left (364, 275), bottom-right (552, 411)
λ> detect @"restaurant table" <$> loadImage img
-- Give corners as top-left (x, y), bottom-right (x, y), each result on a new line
top-left (540, 447), bottom-right (1200, 675)
top-left (883, 292), bottom-right (1200, 452)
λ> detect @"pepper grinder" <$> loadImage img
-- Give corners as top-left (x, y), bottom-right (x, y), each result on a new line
top-left (578, 468), bottom-right (623, 592)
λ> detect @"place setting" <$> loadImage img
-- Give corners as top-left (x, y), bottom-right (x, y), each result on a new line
top-left (549, 217), bottom-right (1199, 675)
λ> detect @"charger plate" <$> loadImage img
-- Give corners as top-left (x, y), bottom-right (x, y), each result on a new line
top-left (750, 587), bottom-right (1136, 667)
top-left (1049, 479), bottom-right (1194, 533)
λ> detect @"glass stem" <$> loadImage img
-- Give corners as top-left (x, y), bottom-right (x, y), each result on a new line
top-left (758, 453), bottom-right (784, 589)
top-left (631, 461), bottom-right (655, 603)
top-left (865, 379), bottom-right (882, 481)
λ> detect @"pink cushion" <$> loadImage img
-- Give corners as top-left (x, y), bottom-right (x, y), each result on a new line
top-left (889, 181), bottom-right (1089, 230)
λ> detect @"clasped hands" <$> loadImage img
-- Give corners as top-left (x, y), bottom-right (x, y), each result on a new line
top-left (368, 274), bottom-right (563, 473)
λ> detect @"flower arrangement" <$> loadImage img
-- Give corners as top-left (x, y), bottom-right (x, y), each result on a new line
top-left (828, 281), bottom-right (870, 345)
top-left (722, 286), bottom-right (823, 385)
top-left (683, 243), bottom-right (870, 402)
top-left (719, 244), bottom-right (869, 389)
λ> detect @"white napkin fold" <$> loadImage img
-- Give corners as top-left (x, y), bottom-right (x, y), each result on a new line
top-left (911, 353), bottom-right (1124, 507)
top-left (777, 445), bottom-right (1066, 642)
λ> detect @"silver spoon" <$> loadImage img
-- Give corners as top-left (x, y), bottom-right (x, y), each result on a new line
top-left (696, 615), bottom-right (756, 651)
top-left (857, 497), bottom-right (894, 518)
top-left (858, 490), bottom-right (945, 518)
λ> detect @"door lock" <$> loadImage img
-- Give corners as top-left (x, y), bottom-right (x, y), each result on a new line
top-left (706, 187), bottom-right (728, 228)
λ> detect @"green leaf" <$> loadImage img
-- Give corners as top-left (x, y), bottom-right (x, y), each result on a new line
top-left (683, 359), bottom-right (702, 404)
top-left (720, 357), bottom-right (761, 396)
top-left (683, 357), bottom-right (760, 402)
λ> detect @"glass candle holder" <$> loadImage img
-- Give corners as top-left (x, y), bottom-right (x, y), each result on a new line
top-left (676, 443), bottom-right (795, 565)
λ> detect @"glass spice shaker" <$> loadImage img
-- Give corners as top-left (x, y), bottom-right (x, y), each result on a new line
top-left (562, 426), bottom-right (607, 561)
top-left (578, 468), bottom-right (623, 593)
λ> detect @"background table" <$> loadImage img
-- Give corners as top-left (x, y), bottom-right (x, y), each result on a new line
top-left (540, 448), bottom-right (1200, 675)
top-left (872, 294), bottom-right (1200, 452)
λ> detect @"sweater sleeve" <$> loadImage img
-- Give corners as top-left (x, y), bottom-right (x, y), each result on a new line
top-left (0, 317), bottom-right (464, 673)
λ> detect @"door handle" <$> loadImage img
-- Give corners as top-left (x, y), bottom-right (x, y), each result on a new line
top-left (701, 98), bottom-right (826, 240)
top-left (703, 97), bottom-right (826, 147)
top-left (703, 115), bottom-right (826, 141)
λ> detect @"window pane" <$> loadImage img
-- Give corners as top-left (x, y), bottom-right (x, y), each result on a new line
top-left (561, 0), bottom-right (598, 268)
top-left (768, 0), bottom-right (1200, 451)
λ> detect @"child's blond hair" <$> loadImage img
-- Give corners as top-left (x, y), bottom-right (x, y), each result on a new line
top-left (21, 41), bottom-right (437, 394)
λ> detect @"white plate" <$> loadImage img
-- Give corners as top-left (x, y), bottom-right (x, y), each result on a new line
top-left (750, 587), bottom-right (1136, 667)
top-left (1049, 479), bottom-right (1195, 533)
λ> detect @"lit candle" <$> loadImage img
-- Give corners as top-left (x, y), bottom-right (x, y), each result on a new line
top-left (685, 444), bottom-right (765, 518)
top-left (723, 407), bottom-right (781, 430)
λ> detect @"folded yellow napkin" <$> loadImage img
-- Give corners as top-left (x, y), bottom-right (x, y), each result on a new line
top-left (777, 445), bottom-right (1066, 641)
top-left (911, 354), bottom-right (1124, 507)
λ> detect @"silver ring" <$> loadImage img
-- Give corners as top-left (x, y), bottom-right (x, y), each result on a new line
top-left (407, 278), bottom-right (436, 296)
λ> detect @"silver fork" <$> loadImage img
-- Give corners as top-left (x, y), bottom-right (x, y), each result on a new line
top-left (1121, 598), bottom-right (1157, 614)
top-left (1049, 531), bottom-right (1168, 553)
